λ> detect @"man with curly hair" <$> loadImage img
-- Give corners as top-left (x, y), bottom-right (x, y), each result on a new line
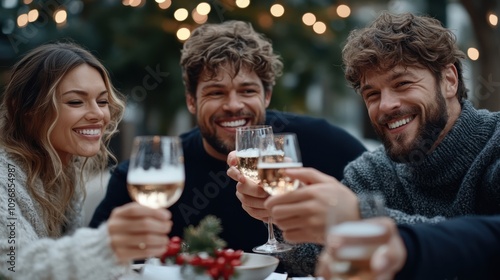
top-left (90, 20), bottom-right (367, 276)
top-left (231, 10), bottom-right (500, 250)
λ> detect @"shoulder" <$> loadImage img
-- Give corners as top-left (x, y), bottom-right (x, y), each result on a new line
top-left (266, 110), bottom-right (362, 140)
top-left (180, 127), bottom-right (202, 154)
top-left (343, 147), bottom-right (391, 180)
top-left (0, 148), bottom-right (27, 180)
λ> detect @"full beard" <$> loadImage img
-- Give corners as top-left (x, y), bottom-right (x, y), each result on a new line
top-left (199, 112), bottom-right (266, 156)
top-left (376, 90), bottom-right (448, 164)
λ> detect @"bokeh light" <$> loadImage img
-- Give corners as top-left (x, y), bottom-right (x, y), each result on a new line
top-left (313, 21), bottom-right (327, 34)
top-left (177, 27), bottom-right (191, 41)
top-left (488, 13), bottom-right (498, 26)
top-left (196, 2), bottom-right (211, 15)
top-left (270, 4), bottom-right (285, 17)
top-left (54, 9), bottom-right (67, 24)
top-left (302, 13), bottom-right (316, 26)
top-left (236, 0), bottom-right (250, 8)
top-left (467, 47), bottom-right (479, 60)
top-left (174, 8), bottom-right (189, 21)
top-left (337, 4), bottom-right (351, 18)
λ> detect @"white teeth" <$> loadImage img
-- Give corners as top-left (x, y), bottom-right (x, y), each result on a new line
top-left (75, 129), bottom-right (101, 136)
top-left (220, 119), bottom-right (246, 127)
top-left (388, 117), bottom-right (414, 129)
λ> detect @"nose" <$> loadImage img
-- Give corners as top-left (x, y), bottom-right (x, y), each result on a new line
top-left (85, 101), bottom-right (105, 121)
top-left (222, 91), bottom-right (244, 112)
top-left (378, 90), bottom-right (401, 113)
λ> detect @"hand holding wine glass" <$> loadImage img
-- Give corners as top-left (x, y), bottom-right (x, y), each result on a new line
top-left (324, 193), bottom-right (389, 280)
top-left (126, 135), bottom-right (185, 264)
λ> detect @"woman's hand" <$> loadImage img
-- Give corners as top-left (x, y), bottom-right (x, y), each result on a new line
top-left (264, 167), bottom-right (360, 244)
top-left (107, 202), bottom-right (172, 264)
top-left (227, 151), bottom-right (270, 222)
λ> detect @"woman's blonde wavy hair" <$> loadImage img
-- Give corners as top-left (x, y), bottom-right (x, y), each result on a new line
top-left (0, 42), bottom-right (125, 237)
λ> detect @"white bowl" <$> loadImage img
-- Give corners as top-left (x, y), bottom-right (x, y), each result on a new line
top-left (234, 253), bottom-right (279, 280)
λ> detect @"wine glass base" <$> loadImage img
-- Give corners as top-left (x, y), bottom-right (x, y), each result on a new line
top-left (252, 243), bottom-right (293, 254)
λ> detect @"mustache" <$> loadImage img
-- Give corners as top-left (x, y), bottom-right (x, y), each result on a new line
top-left (377, 108), bottom-right (419, 125)
top-left (210, 111), bottom-right (255, 120)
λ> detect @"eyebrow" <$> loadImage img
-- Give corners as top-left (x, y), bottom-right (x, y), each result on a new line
top-left (201, 81), bottom-right (261, 89)
top-left (61, 90), bottom-right (108, 97)
top-left (360, 71), bottom-right (420, 93)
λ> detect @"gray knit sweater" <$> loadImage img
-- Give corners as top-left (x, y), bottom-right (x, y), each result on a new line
top-left (262, 102), bottom-right (500, 277)
top-left (345, 101), bottom-right (500, 223)
top-left (0, 149), bottom-right (129, 279)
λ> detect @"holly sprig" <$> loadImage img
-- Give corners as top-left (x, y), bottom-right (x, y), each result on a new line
top-left (160, 215), bottom-right (244, 280)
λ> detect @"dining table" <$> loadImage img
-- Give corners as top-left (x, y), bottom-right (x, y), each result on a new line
top-left (120, 264), bottom-right (324, 280)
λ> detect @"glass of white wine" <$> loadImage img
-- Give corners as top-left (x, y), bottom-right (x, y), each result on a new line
top-left (235, 125), bottom-right (273, 183)
top-left (127, 135), bottom-right (185, 264)
top-left (326, 193), bottom-right (388, 280)
top-left (254, 132), bottom-right (303, 253)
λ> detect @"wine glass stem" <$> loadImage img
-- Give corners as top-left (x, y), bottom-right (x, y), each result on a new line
top-left (267, 217), bottom-right (277, 244)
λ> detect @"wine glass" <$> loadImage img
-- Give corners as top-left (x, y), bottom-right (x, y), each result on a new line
top-left (254, 133), bottom-right (303, 253)
top-left (325, 193), bottom-right (388, 280)
top-left (235, 125), bottom-right (274, 183)
top-left (127, 135), bottom-right (185, 264)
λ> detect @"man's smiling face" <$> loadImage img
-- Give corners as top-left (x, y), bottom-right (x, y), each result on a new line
top-left (186, 64), bottom-right (271, 160)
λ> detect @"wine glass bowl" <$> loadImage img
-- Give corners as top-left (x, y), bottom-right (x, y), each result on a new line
top-left (235, 125), bottom-right (273, 183)
top-left (258, 133), bottom-right (303, 196)
top-left (127, 136), bottom-right (185, 209)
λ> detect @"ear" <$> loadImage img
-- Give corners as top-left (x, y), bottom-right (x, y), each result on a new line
top-left (264, 90), bottom-right (272, 108)
top-left (442, 64), bottom-right (459, 99)
top-left (186, 93), bottom-right (196, 114)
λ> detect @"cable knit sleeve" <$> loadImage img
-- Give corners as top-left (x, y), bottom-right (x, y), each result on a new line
top-left (0, 151), bottom-right (129, 279)
top-left (1, 225), bottom-right (129, 280)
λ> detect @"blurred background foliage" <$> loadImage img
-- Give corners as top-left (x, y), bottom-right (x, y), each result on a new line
top-left (0, 0), bottom-right (498, 160)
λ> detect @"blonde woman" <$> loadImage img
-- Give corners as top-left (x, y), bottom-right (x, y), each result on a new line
top-left (0, 42), bottom-right (171, 279)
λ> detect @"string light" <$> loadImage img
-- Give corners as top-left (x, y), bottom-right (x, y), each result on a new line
top-left (17, 14), bottom-right (28, 28)
top-left (174, 8), bottom-right (189, 21)
top-left (488, 13), bottom-right (498, 26)
top-left (336, 4), bottom-right (351, 18)
top-left (196, 2), bottom-right (211, 15)
top-left (158, 0), bottom-right (171, 9)
top-left (176, 27), bottom-right (190, 41)
top-left (236, 0), bottom-right (250, 9)
top-left (270, 4), bottom-right (285, 17)
top-left (302, 12), bottom-right (316, 26)
top-left (28, 9), bottom-right (39, 22)
top-left (313, 21), bottom-right (327, 34)
top-left (54, 9), bottom-right (67, 25)
top-left (192, 9), bottom-right (208, 24)
top-left (467, 47), bottom-right (479, 60)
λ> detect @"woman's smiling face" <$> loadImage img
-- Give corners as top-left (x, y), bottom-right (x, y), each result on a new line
top-left (50, 64), bottom-right (110, 164)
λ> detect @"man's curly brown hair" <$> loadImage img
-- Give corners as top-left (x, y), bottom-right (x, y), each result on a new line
top-left (180, 20), bottom-right (283, 97)
top-left (342, 12), bottom-right (468, 102)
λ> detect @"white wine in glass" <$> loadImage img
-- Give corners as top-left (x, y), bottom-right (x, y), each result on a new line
top-left (127, 136), bottom-right (185, 209)
top-left (235, 125), bottom-right (273, 183)
top-left (254, 133), bottom-right (303, 254)
top-left (326, 193), bottom-right (388, 280)
top-left (127, 135), bottom-right (185, 265)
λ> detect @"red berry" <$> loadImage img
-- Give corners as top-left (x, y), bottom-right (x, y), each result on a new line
top-left (170, 236), bottom-right (182, 244)
top-left (230, 259), bottom-right (242, 267)
top-left (175, 254), bottom-right (185, 265)
top-left (165, 242), bottom-right (181, 256)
